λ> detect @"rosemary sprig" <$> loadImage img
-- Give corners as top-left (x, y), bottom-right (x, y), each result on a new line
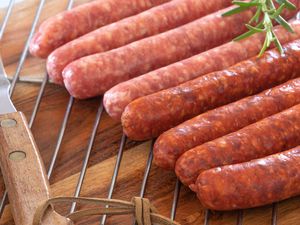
top-left (223, 0), bottom-right (296, 56)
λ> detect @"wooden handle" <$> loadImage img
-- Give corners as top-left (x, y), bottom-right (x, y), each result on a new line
top-left (0, 112), bottom-right (72, 225)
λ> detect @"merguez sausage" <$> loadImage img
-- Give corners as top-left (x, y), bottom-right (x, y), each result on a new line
top-left (175, 104), bottom-right (300, 187)
top-left (154, 78), bottom-right (300, 170)
top-left (103, 20), bottom-right (300, 121)
top-left (29, 0), bottom-right (171, 58)
top-left (122, 40), bottom-right (300, 141)
top-left (62, 6), bottom-right (256, 99)
top-left (196, 145), bottom-right (300, 211)
top-left (47, 0), bottom-right (233, 84)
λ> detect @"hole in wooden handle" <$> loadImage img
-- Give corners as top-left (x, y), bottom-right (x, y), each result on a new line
top-left (9, 151), bottom-right (26, 161)
top-left (0, 119), bottom-right (17, 128)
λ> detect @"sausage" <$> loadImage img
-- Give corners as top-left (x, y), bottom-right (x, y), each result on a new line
top-left (63, 1), bottom-right (300, 98)
top-left (62, 6), bottom-right (256, 99)
top-left (63, 0), bottom-right (300, 99)
top-left (122, 39), bottom-right (300, 141)
top-left (196, 145), bottom-right (300, 211)
top-left (175, 104), bottom-right (300, 188)
top-left (47, 0), bottom-right (233, 84)
top-left (29, 0), bottom-right (170, 58)
top-left (103, 20), bottom-right (300, 121)
top-left (153, 78), bottom-right (300, 170)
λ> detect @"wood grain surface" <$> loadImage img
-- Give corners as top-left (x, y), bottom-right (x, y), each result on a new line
top-left (0, 1), bottom-right (300, 225)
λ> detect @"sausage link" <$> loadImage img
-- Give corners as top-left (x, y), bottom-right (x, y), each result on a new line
top-left (175, 104), bottom-right (300, 187)
top-left (104, 20), bottom-right (300, 121)
top-left (154, 78), bottom-right (300, 170)
top-left (30, 0), bottom-right (170, 58)
top-left (47, 0), bottom-right (232, 84)
top-left (63, 1), bottom-right (300, 98)
top-left (62, 6), bottom-right (255, 98)
top-left (196, 145), bottom-right (300, 211)
top-left (122, 40), bottom-right (300, 141)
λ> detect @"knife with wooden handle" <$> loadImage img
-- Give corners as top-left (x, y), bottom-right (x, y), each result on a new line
top-left (0, 59), bottom-right (72, 225)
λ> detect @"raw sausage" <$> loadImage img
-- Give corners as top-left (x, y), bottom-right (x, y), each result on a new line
top-left (154, 78), bottom-right (300, 170)
top-left (175, 104), bottom-right (300, 187)
top-left (104, 20), bottom-right (300, 121)
top-left (196, 145), bottom-right (300, 211)
top-left (62, 6), bottom-right (255, 98)
top-left (47, 0), bottom-right (233, 84)
top-left (30, 0), bottom-right (170, 58)
top-left (63, 1), bottom-right (300, 98)
top-left (122, 40), bottom-right (300, 141)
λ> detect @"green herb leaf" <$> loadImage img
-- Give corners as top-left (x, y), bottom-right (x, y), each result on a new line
top-left (272, 30), bottom-right (284, 54)
top-left (275, 15), bottom-right (294, 32)
top-left (245, 24), bottom-right (265, 32)
top-left (249, 6), bottom-right (262, 24)
top-left (234, 29), bottom-right (258, 41)
top-left (276, 0), bottom-right (296, 10)
top-left (222, 6), bottom-right (249, 17)
top-left (271, 3), bottom-right (285, 18)
top-left (224, 0), bottom-right (296, 56)
top-left (258, 38), bottom-right (269, 57)
top-left (232, 1), bottom-right (260, 7)
top-left (234, 21), bottom-right (264, 41)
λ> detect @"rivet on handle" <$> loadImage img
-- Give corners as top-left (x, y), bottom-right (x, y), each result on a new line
top-left (9, 151), bottom-right (26, 161)
top-left (0, 119), bottom-right (17, 128)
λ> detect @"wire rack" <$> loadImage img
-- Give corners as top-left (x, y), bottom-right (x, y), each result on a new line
top-left (0, 0), bottom-right (288, 224)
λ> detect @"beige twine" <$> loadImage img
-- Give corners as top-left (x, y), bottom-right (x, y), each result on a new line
top-left (32, 196), bottom-right (181, 225)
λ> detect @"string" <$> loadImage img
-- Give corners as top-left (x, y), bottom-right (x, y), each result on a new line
top-left (32, 196), bottom-right (181, 225)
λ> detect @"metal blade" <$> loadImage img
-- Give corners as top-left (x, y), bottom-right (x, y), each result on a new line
top-left (0, 57), bottom-right (16, 115)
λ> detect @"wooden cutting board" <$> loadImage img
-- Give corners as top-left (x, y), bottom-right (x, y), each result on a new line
top-left (1, 1), bottom-right (300, 225)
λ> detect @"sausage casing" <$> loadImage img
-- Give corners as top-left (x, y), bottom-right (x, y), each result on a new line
top-left (47, 0), bottom-right (232, 84)
top-left (104, 20), bottom-right (300, 121)
top-left (122, 40), bottom-right (300, 141)
top-left (154, 78), bottom-right (300, 170)
top-left (196, 145), bottom-right (300, 211)
top-left (62, 6), bottom-right (255, 98)
top-left (175, 104), bottom-right (300, 187)
top-left (30, 0), bottom-right (170, 58)
top-left (63, 1), bottom-right (300, 98)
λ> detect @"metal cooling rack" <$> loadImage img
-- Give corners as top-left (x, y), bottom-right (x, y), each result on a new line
top-left (0, 1), bottom-right (281, 224)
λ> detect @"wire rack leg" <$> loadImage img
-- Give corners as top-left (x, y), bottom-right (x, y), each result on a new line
top-left (203, 209), bottom-right (210, 225)
top-left (70, 101), bottom-right (104, 213)
top-left (130, 140), bottom-right (155, 225)
top-left (29, 74), bottom-right (48, 127)
top-left (100, 134), bottom-right (127, 225)
top-left (9, 0), bottom-right (47, 96)
top-left (0, 191), bottom-right (8, 216)
top-left (139, 139), bottom-right (155, 197)
top-left (271, 203), bottom-right (278, 225)
top-left (170, 179), bottom-right (181, 221)
top-left (237, 210), bottom-right (244, 225)
top-left (47, 97), bottom-right (74, 178)
top-left (46, 0), bottom-right (76, 177)
top-left (0, 0), bottom-right (15, 39)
